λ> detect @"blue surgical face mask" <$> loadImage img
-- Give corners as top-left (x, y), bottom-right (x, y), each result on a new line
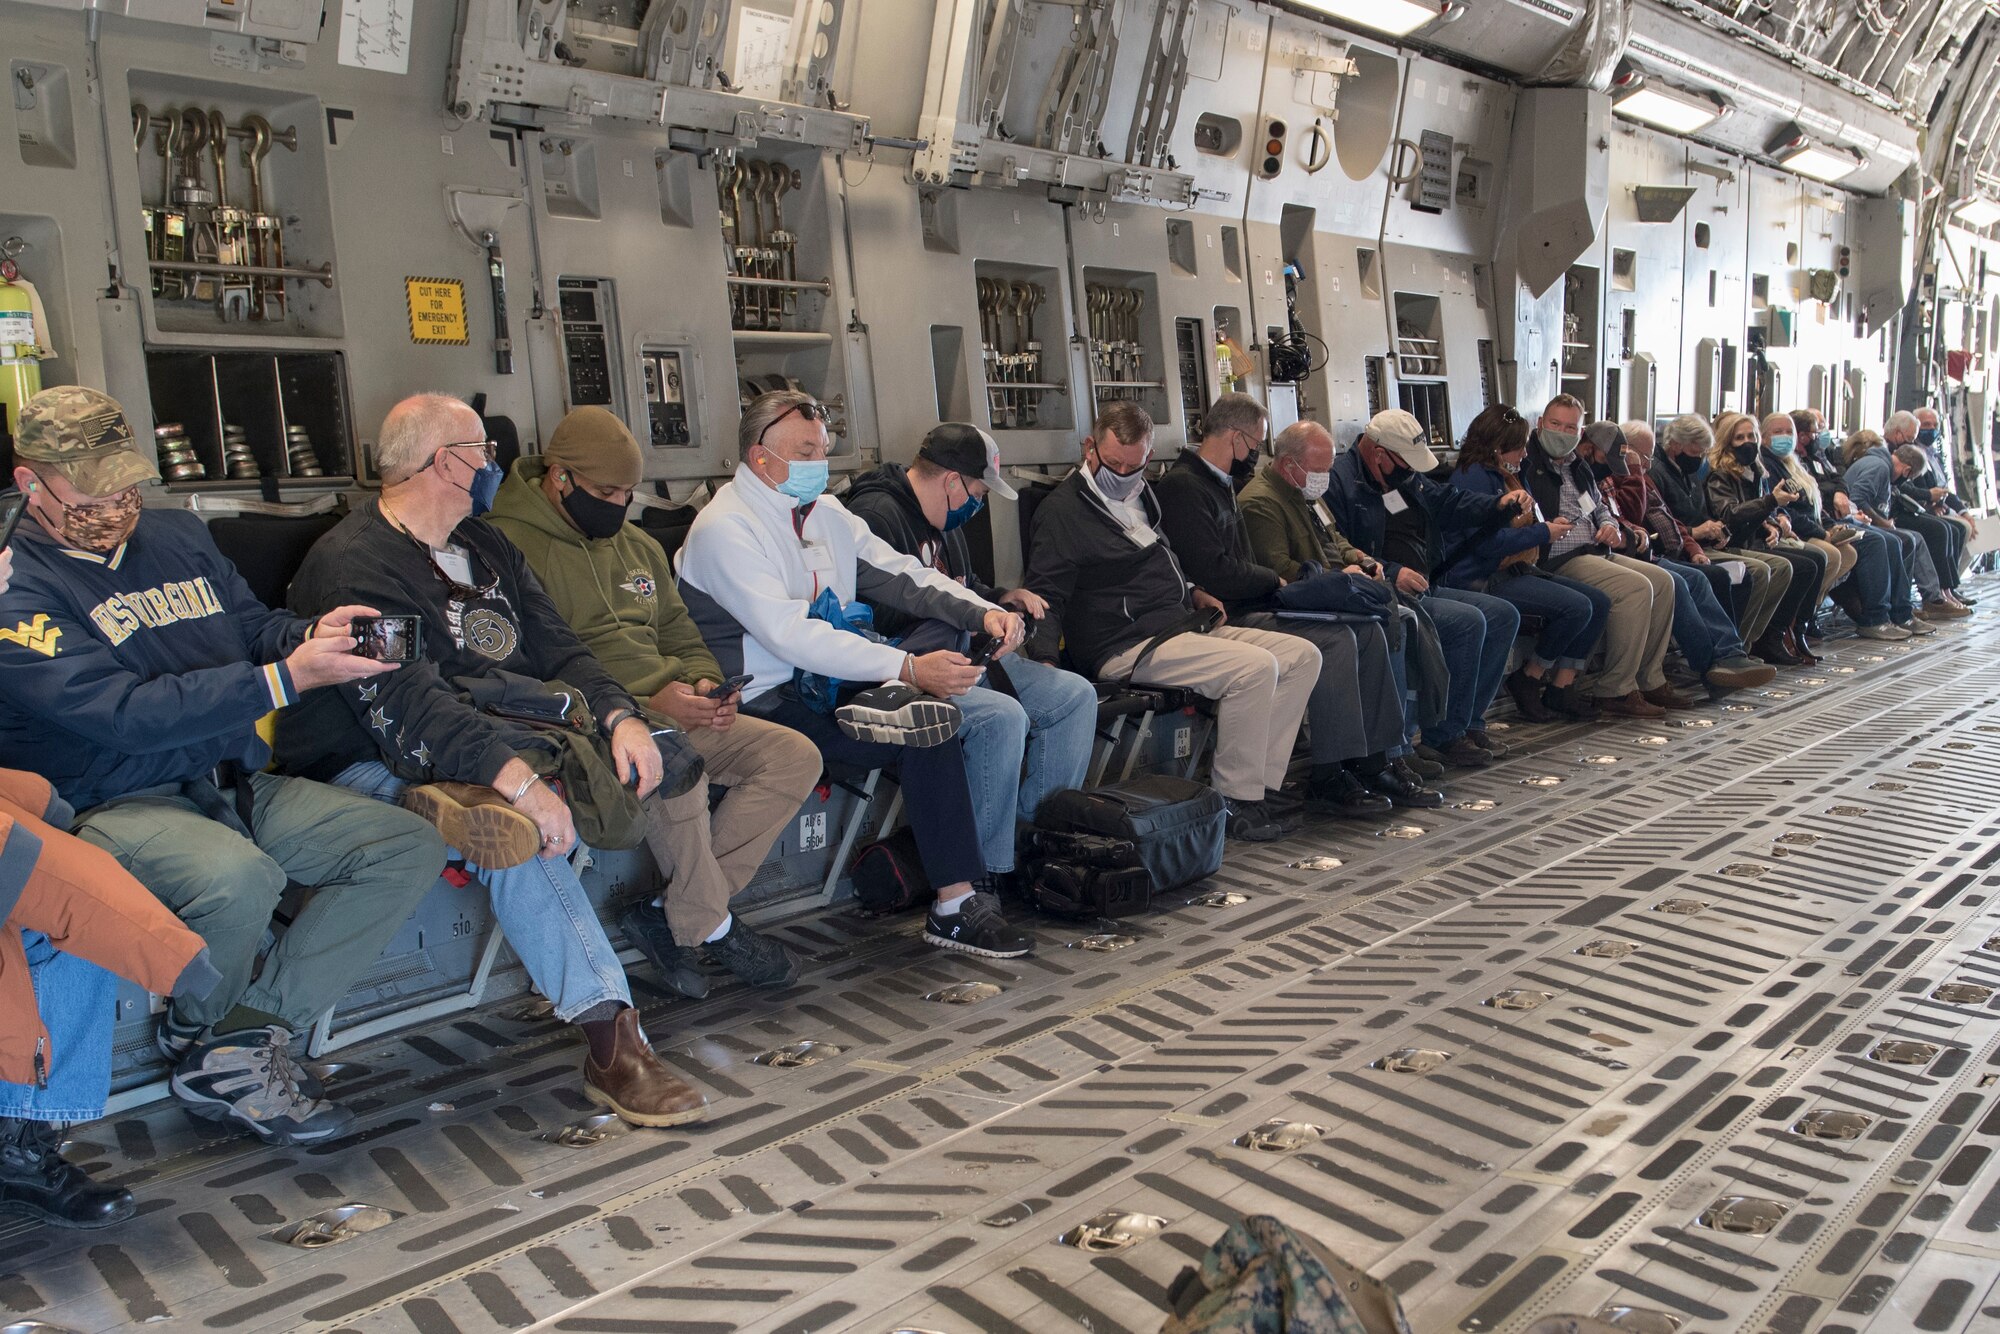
top-left (466, 460), bottom-right (502, 516)
top-left (771, 455), bottom-right (828, 506)
top-left (1768, 434), bottom-right (1796, 457)
top-left (1816, 429), bottom-right (1836, 453)
top-left (943, 492), bottom-right (984, 533)
top-left (1917, 427), bottom-right (1938, 447)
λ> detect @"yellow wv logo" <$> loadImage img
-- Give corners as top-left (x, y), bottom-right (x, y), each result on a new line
top-left (0, 614), bottom-right (62, 657)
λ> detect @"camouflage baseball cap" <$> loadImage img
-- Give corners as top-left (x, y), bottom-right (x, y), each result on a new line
top-left (15, 386), bottom-right (160, 495)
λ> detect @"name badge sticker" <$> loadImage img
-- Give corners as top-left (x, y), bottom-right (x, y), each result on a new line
top-left (1382, 489), bottom-right (1410, 515)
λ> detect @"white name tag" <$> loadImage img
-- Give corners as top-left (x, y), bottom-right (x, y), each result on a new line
top-left (1382, 489), bottom-right (1409, 515)
top-left (801, 540), bottom-right (836, 576)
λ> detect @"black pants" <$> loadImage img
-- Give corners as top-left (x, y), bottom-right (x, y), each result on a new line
top-left (1902, 512), bottom-right (1960, 593)
top-left (1768, 545), bottom-right (1825, 637)
top-left (744, 688), bottom-right (985, 890)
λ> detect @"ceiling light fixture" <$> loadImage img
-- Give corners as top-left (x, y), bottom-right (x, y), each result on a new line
top-left (1768, 124), bottom-right (1865, 184)
top-left (1289, 0), bottom-right (1440, 38)
top-left (1613, 83), bottom-right (1728, 135)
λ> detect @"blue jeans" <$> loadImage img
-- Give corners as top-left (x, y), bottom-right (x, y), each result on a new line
top-left (1466, 570), bottom-right (1606, 671)
top-left (1659, 559), bottom-right (1749, 672)
top-left (0, 932), bottom-right (115, 1122)
top-left (1835, 525), bottom-right (1895, 625)
top-left (954, 657), bottom-right (1098, 873)
top-left (332, 763), bottom-right (630, 1023)
top-left (1424, 587), bottom-right (1520, 744)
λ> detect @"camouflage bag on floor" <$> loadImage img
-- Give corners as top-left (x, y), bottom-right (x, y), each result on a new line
top-left (1161, 1215), bottom-right (1413, 1334)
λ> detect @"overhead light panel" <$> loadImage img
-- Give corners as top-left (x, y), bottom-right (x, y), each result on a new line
top-left (1289, 0), bottom-right (1439, 37)
top-left (1952, 197), bottom-right (2000, 228)
top-left (1613, 83), bottom-right (1726, 135)
top-left (1768, 125), bottom-right (1864, 184)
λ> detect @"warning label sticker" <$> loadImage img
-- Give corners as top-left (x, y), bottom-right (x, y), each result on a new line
top-left (405, 277), bottom-right (468, 345)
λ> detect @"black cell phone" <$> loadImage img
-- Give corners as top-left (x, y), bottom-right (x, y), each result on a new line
top-left (349, 614), bottom-right (424, 663)
top-left (702, 673), bottom-right (753, 699)
top-left (964, 632), bottom-right (1001, 666)
top-left (0, 491), bottom-right (27, 550)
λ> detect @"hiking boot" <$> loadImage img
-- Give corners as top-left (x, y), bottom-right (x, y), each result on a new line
top-left (1434, 736), bottom-right (1491, 768)
top-left (1304, 768), bottom-right (1393, 818)
top-left (1505, 669), bottom-right (1559, 722)
top-left (1596, 691), bottom-right (1665, 719)
top-left (617, 899), bottom-right (711, 1000)
top-left (836, 685), bottom-right (963, 747)
top-left (1466, 729), bottom-right (1511, 758)
top-left (171, 1027), bottom-right (354, 1146)
top-left (1359, 763), bottom-right (1444, 809)
top-left (401, 782), bottom-right (542, 869)
top-left (1704, 657), bottom-right (1776, 691)
top-left (0, 1118), bottom-right (134, 1229)
top-left (704, 918), bottom-right (801, 988)
top-left (582, 1008), bottom-right (710, 1128)
top-left (923, 891), bottom-right (1033, 958)
top-left (1545, 683), bottom-right (1600, 721)
top-left (1642, 684), bottom-right (1696, 711)
top-left (156, 1008), bottom-right (204, 1066)
top-left (1856, 622), bottom-right (1912, 642)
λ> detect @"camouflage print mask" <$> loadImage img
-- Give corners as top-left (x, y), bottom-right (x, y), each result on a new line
top-left (48, 485), bottom-right (142, 553)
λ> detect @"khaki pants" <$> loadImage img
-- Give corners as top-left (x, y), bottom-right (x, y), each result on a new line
top-left (1559, 553), bottom-right (1675, 698)
top-left (1716, 547), bottom-right (1793, 642)
top-left (645, 714), bottom-right (824, 945)
top-left (1807, 536), bottom-right (1856, 600)
top-left (1098, 625), bottom-right (1320, 802)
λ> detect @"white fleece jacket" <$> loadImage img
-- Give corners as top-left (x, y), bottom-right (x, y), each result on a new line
top-left (676, 465), bottom-right (997, 702)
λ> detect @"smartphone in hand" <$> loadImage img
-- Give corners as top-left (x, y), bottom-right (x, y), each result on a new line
top-left (964, 632), bottom-right (1002, 667)
top-left (702, 673), bottom-right (753, 700)
top-left (348, 614), bottom-right (424, 662)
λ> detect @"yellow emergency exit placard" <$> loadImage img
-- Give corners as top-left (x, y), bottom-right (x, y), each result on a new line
top-left (405, 277), bottom-right (469, 345)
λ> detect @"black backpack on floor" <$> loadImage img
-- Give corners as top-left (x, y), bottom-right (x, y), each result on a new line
top-left (1029, 775), bottom-right (1225, 917)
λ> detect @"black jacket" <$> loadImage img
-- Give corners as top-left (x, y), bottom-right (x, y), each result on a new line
top-left (1759, 448), bottom-right (1826, 539)
top-left (1649, 453), bottom-right (1711, 530)
top-left (1152, 452), bottom-right (1281, 612)
top-left (278, 499), bottom-right (639, 786)
top-left (1704, 464), bottom-right (1780, 548)
top-left (844, 463), bottom-right (1000, 641)
top-left (1022, 469), bottom-right (1194, 676)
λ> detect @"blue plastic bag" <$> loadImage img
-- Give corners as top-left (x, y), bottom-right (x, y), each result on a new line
top-left (794, 587), bottom-right (885, 715)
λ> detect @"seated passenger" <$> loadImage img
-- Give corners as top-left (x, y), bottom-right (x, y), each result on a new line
top-left (1326, 409), bottom-right (1529, 747)
top-left (1, 760), bottom-right (220, 1229)
top-left (0, 387), bottom-right (445, 1146)
top-left (1239, 421), bottom-right (1445, 808)
top-left (486, 407), bottom-right (822, 993)
top-left (1790, 410), bottom-right (1923, 639)
top-left (844, 423), bottom-right (1099, 877)
top-left (1883, 409), bottom-right (1971, 613)
top-left (1610, 421), bottom-right (1780, 685)
top-left (1446, 405), bottom-right (1611, 722)
top-left (1021, 401), bottom-right (1319, 840)
top-left (1648, 415), bottom-right (1780, 642)
top-left (278, 393), bottom-right (711, 1129)
top-left (1844, 428), bottom-right (1955, 624)
top-left (1518, 397), bottom-right (1678, 716)
top-left (1708, 412), bottom-right (1827, 665)
top-left (1155, 395), bottom-right (1401, 817)
top-left (1911, 406), bottom-right (1976, 580)
top-left (1759, 412), bottom-right (1855, 643)
top-left (677, 391), bottom-right (1035, 957)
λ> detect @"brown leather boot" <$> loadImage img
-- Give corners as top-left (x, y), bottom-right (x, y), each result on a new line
top-left (1642, 683), bottom-right (1695, 710)
top-left (1596, 690), bottom-right (1665, 719)
top-left (582, 1009), bottom-right (710, 1127)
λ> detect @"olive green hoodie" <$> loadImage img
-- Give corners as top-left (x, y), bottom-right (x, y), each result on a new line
top-left (486, 456), bottom-right (721, 699)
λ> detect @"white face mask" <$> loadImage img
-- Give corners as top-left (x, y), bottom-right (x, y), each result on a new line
top-left (1300, 470), bottom-right (1331, 501)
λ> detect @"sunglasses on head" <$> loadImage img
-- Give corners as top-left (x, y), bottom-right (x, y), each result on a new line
top-left (756, 401), bottom-right (832, 451)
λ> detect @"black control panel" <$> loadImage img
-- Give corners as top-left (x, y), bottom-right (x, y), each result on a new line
top-left (557, 278), bottom-right (614, 407)
top-left (642, 348), bottom-right (691, 447)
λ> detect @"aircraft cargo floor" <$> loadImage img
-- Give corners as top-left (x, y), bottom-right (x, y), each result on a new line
top-left (10, 594), bottom-right (2000, 1334)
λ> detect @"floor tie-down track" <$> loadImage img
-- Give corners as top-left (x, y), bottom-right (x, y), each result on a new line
top-left (9, 601), bottom-right (2000, 1333)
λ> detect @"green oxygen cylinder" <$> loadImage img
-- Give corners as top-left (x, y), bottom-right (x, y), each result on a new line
top-left (0, 259), bottom-right (43, 443)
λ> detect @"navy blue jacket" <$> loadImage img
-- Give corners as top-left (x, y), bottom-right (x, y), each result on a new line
top-left (0, 509), bottom-right (306, 810)
top-left (1442, 464), bottom-right (1552, 584)
top-left (1324, 450), bottom-right (1506, 584)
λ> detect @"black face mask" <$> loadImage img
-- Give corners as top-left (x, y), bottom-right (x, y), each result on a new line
top-left (562, 481), bottom-right (629, 540)
top-left (1731, 444), bottom-right (1758, 469)
top-left (1229, 447), bottom-right (1258, 481)
top-left (1585, 457), bottom-right (1613, 481)
top-left (1672, 452), bottom-right (1704, 476)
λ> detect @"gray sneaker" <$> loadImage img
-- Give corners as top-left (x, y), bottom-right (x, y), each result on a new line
top-left (836, 685), bottom-right (962, 748)
top-left (1856, 622), bottom-right (1913, 641)
top-left (170, 1027), bottom-right (354, 1146)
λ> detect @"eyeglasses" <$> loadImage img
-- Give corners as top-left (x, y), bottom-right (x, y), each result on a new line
top-left (445, 439), bottom-right (500, 464)
top-left (1495, 406), bottom-right (1524, 426)
top-left (422, 546), bottom-right (499, 604)
top-left (755, 401), bottom-right (832, 451)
